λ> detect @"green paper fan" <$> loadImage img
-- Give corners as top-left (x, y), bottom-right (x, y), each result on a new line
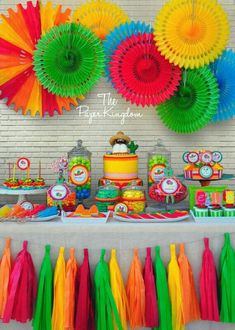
top-left (33, 23), bottom-right (105, 97)
top-left (156, 67), bottom-right (219, 134)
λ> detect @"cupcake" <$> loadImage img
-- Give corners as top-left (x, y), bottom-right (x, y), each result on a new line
top-left (34, 177), bottom-right (45, 188)
top-left (193, 205), bottom-right (208, 217)
top-left (4, 178), bottom-right (20, 189)
top-left (22, 178), bottom-right (35, 190)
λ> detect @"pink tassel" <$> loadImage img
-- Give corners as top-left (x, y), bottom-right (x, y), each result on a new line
top-left (144, 247), bottom-right (159, 327)
top-left (3, 241), bottom-right (37, 323)
top-left (200, 238), bottom-right (220, 322)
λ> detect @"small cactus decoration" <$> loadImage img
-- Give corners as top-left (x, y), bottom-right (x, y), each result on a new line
top-left (128, 141), bottom-right (139, 154)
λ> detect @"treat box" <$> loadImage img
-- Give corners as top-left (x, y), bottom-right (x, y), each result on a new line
top-left (190, 210), bottom-right (235, 224)
top-left (61, 211), bottom-right (110, 224)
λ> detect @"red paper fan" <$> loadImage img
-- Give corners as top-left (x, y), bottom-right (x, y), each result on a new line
top-left (110, 33), bottom-right (181, 107)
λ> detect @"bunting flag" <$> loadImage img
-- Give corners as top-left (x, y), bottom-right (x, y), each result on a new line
top-left (64, 248), bottom-right (78, 330)
top-left (33, 245), bottom-right (53, 330)
top-left (75, 249), bottom-right (95, 330)
top-left (144, 247), bottom-right (159, 328)
top-left (52, 246), bottom-right (66, 330)
top-left (219, 233), bottom-right (235, 323)
top-left (168, 244), bottom-right (184, 330)
top-left (200, 238), bottom-right (220, 322)
top-left (178, 243), bottom-right (200, 324)
top-left (154, 246), bottom-right (172, 330)
top-left (109, 249), bottom-right (129, 330)
top-left (0, 238), bottom-right (12, 319)
top-left (3, 240), bottom-right (37, 323)
top-left (126, 248), bottom-right (145, 329)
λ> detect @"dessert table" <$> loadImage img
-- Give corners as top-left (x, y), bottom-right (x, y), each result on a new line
top-left (0, 218), bottom-right (235, 329)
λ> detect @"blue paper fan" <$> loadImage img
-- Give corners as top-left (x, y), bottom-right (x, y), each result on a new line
top-left (210, 49), bottom-right (235, 122)
top-left (104, 21), bottom-right (152, 80)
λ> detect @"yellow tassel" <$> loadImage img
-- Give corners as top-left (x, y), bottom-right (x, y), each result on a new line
top-left (168, 244), bottom-right (184, 330)
top-left (52, 247), bottom-right (66, 330)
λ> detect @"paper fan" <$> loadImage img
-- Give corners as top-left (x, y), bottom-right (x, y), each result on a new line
top-left (73, 0), bottom-right (129, 40)
top-left (110, 33), bottom-right (182, 107)
top-left (154, 0), bottom-right (230, 69)
top-left (210, 49), bottom-right (235, 122)
top-left (156, 67), bottom-right (219, 134)
top-left (104, 21), bottom-right (152, 80)
top-left (0, 1), bottom-right (84, 117)
top-left (33, 23), bottom-right (105, 97)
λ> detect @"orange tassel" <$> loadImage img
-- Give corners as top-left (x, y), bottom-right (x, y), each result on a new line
top-left (0, 238), bottom-right (12, 318)
top-left (64, 248), bottom-right (78, 330)
top-left (178, 243), bottom-right (201, 325)
top-left (126, 248), bottom-right (145, 330)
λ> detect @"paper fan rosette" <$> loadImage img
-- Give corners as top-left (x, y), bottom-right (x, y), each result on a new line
top-left (156, 67), bottom-right (219, 134)
top-left (0, 1), bottom-right (84, 117)
top-left (210, 50), bottom-right (235, 122)
top-left (73, 0), bottom-right (129, 40)
top-left (110, 33), bottom-right (182, 107)
top-left (104, 21), bottom-right (152, 80)
top-left (33, 23), bottom-right (105, 97)
top-left (154, 0), bottom-right (230, 69)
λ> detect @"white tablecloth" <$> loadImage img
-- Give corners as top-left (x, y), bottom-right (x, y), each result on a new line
top-left (0, 218), bottom-right (235, 330)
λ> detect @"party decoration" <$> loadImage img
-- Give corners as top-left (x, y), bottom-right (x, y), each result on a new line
top-left (33, 245), bottom-right (53, 330)
top-left (219, 233), bottom-right (235, 323)
top-left (154, 246), bottom-right (172, 330)
top-left (144, 247), bottom-right (158, 328)
top-left (0, 1), bottom-right (83, 117)
top-left (157, 67), bottom-right (219, 134)
top-left (3, 241), bottom-right (37, 323)
top-left (210, 50), bottom-right (235, 122)
top-left (34, 23), bottom-right (105, 97)
top-left (73, 0), bottom-right (129, 40)
top-left (168, 244), bottom-right (184, 330)
top-left (52, 247), bottom-right (65, 330)
top-left (154, 0), bottom-right (230, 69)
top-left (126, 248), bottom-right (145, 329)
top-left (109, 249), bottom-right (129, 330)
top-left (0, 238), bottom-right (12, 319)
top-left (178, 243), bottom-right (200, 325)
top-left (110, 33), bottom-right (182, 107)
top-left (200, 238), bottom-right (220, 321)
top-left (104, 21), bottom-right (152, 79)
top-left (75, 249), bottom-right (95, 330)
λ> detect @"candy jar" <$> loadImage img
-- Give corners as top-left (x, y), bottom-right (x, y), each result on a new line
top-left (121, 181), bottom-right (146, 213)
top-left (68, 140), bottom-right (91, 202)
top-left (148, 139), bottom-right (171, 191)
top-left (95, 181), bottom-right (120, 212)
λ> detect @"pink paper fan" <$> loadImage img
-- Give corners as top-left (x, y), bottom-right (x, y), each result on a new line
top-left (110, 33), bottom-right (182, 107)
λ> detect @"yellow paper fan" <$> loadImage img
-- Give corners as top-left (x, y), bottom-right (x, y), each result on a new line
top-left (154, 0), bottom-right (230, 69)
top-left (73, 0), bottom-right (130, 40)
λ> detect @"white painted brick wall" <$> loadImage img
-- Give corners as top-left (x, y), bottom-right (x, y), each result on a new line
top-left (0, 0), bottom-right (234, 205)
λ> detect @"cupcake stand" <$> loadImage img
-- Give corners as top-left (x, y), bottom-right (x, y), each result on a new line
top-left (0, 187), bottom-right (48, 204)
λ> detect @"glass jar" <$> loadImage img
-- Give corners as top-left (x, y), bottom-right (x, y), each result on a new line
top-left (122, 181), bottom-right (146, 213)
top-left (148, 139), bottom-right (171, 190)
top-left (68, 140), bottom-right (91, 201)
top-left (95, 181), bottom-right (120, 212)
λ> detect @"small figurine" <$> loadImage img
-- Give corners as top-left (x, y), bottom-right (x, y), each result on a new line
top-left (128, 141), bottom-right (139, 154)
top-left (109, 131), bottom-right (130, 154)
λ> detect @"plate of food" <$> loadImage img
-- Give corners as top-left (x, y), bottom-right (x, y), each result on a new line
top-left (114, 210), bottom-right (189, 223)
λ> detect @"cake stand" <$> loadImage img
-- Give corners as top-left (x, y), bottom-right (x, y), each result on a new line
top-left (0, 187), bottom-right (48, 204)
top-left (177, 174), bottom-right (235, 186)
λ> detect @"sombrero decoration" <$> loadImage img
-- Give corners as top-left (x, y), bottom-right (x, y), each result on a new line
top-left (104, 21), bottom-right (152, 80)
top-left (0, 1), bottom-right (84, 117)
top-left (33, 23), bottom-right (105, 97)
top-left (154, 0), bottom-right (230, 69)
top-left (210, 49), bottom-right (235, 122)
top-left (109, 131), bottom-right (130, 146)
top-left (110, 33), bottom-right (182, 107)
top-left (156, 67), bottom-right (219, 134)
top-left (73, 0), bottom-right (129, 40)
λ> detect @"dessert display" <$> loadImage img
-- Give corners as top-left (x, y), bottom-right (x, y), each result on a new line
top-left (121, 181), bottom-right (146, 213)
top-left (183, 150), bottom-right (223, 181)
top-left (148, 139), bottom-right (171, 189)
top-left (99, 131), bottom-right (143, 188)
top-left (68, 140), bottom-right (91, 200)
top-left (95, 181), bottom-right (120, 212)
